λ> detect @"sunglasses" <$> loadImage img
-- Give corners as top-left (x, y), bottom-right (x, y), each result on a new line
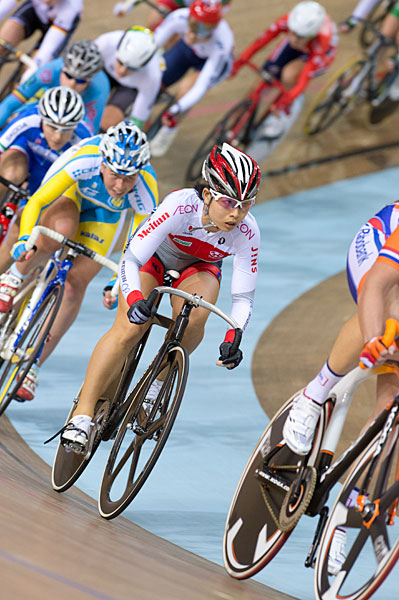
top-left (188, 19), bottom-right (217, 37)
top-left (42, 119), bottom-right (76, 133)
top-left (62, 70), bottom-right (88, 85)
top-left (211, 190), bottom-right (254, 211)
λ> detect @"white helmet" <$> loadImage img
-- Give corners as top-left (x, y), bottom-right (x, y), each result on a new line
top-left (99, 120), bottom-right (150, 175)
top-left (63, 40), bottom-right (103, 80)
top-left (116, 26), bottom-right (157, 70)
top-left (288, 1), bottom-right (326, 38)
top-left (39, 86), bottom-right (85, 129)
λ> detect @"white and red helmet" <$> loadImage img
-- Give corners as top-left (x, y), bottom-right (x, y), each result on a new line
top-left (202, 143), bottom-right (261, 201)
top-left (189, 0), bottom-right (223, 25)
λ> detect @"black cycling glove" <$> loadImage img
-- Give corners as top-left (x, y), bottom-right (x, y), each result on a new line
top-left (127, 298), bottom-right (156, 325)
top-left (218, 341), bottom-right (243, 370)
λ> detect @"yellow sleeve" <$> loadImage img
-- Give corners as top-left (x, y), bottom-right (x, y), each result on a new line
top-left (19, 168), bottom-right (75, 238)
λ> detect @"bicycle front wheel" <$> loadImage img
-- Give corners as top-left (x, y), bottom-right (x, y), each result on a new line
top-left (0, 284), bottom-right (63, 416)
top-left (185, 98), bottom-right (252, 184)
top-left (315, 427), bottom-right (399, 600)
top-left (98, 344), bottom-right (188, 519)
top-left (223, 392), bottom-right (331, 579)
top-left (303, 59), bottom-right (367, 135)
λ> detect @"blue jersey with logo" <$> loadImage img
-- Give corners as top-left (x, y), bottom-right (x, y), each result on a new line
top-left (0, 104), bottom-right (91, 195)
top-left (0, 57), bottom-right (110, 134)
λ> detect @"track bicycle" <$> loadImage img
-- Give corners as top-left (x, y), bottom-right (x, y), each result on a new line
top-left (184, 61), bottom-right (288, 183)
top-left (52, 284), bottom-right (241, 518)
top-left (358, 1), bottom-right (396, 49)
top-left (224, 318), bottom-right (399, 600)
top-left (0, 38), bottom-right (39, 102)
top-left (51, 283), bottom-right (241, 518)
top-left (0, 225), bottom-right (118, 416)
top-left (303, 20), bottom-right (399, 135)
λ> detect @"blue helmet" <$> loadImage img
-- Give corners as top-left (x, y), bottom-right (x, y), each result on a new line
top-left (99, 121), bottom-right (150, 175)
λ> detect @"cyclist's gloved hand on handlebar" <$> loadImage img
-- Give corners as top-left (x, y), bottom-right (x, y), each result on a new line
top-left (218, 341), bottom-right (243, 370)
top-left (359, 336), bottom-right (395, 369)
top-left (11, 235), bottom-right (35, 261)
top-left (127, 294), bottom-right (157, 325)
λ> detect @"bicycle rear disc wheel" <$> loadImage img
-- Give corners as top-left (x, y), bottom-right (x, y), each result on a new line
top-left (303, 59), bottom-right (366, 135)
top-left (0, 284), bottom-right (63, 416)
top-left (315, 427), bottom-right (399, 600)
top-left (185, 99), bottom-right (252, 184)
top-left (223, 392), bottom-right (330, 579)
top-left (98, 345), bottom-right (188, 519)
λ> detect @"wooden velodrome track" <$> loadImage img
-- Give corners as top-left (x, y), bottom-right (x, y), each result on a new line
top-left (1, 1), bottom-right (398, 598)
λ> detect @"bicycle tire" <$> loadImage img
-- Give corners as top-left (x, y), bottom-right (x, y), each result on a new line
top-left (0, 284), bottom-right (63, 416)
top-left (51, 332), bottom-right (151, 492)
top-left (303, 59), bottom-right (367, 135)
top-left (359, 1), bottom-right (395, 49)
top-left (223, 392), bottom-right (331, 579)
top-left (98, 344), bottom-right (188, 519)
top-left (185, 98), bottom-right (252, 184)
top-left (315, 426), bottom-right (399, 600)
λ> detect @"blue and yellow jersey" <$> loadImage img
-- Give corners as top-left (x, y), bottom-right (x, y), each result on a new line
top-left (20, 135), bottom-right (158, 255)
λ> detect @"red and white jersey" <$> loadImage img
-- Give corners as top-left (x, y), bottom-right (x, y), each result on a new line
top-left (120, 188), bottom-right (260, 331)
top-left (243, 12), bottom-right (338, 107)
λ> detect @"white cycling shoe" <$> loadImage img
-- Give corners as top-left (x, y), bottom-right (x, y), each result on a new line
top-left (283, 390), bottom-right (323, 455)
top-left (149, 125), bottom-right (178, 157)
top-left (328, 527), bottom-right (347, 575)
top-left (61, 414), bottom-right (93, 454)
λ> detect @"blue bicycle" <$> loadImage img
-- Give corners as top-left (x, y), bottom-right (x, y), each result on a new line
top-left (0, 226), bottom-right (118, 416)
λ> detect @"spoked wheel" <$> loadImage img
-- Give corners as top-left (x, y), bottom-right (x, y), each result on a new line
top-left (52, 332), bottom-right (152, 492)
top-left (98, 344), bottom-right (188, 520)
top-left (223, 392), bottom-right (332, 579)
top-left (315, 427), bottom-right (399, 600)
top-left (185, 99), bottom-right (252, 184)
top-left (0, 285), bottom-right (63, 416)
top-left (359, 1), bottom-right (395, 49)
top-left (303, 59), bottom-right (367, 135)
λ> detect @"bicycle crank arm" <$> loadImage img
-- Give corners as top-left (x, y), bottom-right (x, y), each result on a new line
top-left (255, 467), bottom-right (291, 493)
top-left (305, 506), bottom-right (329, 568)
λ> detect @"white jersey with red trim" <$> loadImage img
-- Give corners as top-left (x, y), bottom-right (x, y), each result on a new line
top-left (120, 188), bottom-right (260, 331)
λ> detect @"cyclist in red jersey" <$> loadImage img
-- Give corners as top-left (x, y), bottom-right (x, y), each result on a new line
top-left (232, 1), bottom-right (338, 163)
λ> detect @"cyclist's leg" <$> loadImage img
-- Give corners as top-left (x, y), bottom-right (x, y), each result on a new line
top-left (73, 271), bottom-right (159, 419)
top-left (146, 0), bottom-right (175, 30)
top-left (0, 1), bottom-right (42, 56)
top-left (100, 84), bottom-right (137, 131)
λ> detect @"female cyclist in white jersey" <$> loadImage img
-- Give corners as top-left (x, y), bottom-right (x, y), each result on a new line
top-left (61, 142), bottom-right (261, 452)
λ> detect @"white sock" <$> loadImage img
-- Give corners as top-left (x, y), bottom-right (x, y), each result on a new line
top-left (305, 361), bottom-right (343, 404)
top-left (9, 262), bottom-right (26, 280)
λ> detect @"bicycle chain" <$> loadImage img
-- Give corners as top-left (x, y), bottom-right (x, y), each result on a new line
top-left (258, 464), bottom-right (300, 531)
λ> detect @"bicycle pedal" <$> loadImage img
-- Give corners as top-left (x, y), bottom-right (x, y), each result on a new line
top-left (61, 440), bottom-right (86, 455)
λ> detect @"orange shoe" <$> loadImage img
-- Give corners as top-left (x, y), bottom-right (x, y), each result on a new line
top-left (0, 270), bottom-right (22, 313)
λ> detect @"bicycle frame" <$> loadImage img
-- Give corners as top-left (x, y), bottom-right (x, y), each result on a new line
top-left (307, 366), bottom-right (399, 516)
top-left (0, 251), bottom-right (71, 363)
top-left (229, 62), bottom-right (287, 146)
